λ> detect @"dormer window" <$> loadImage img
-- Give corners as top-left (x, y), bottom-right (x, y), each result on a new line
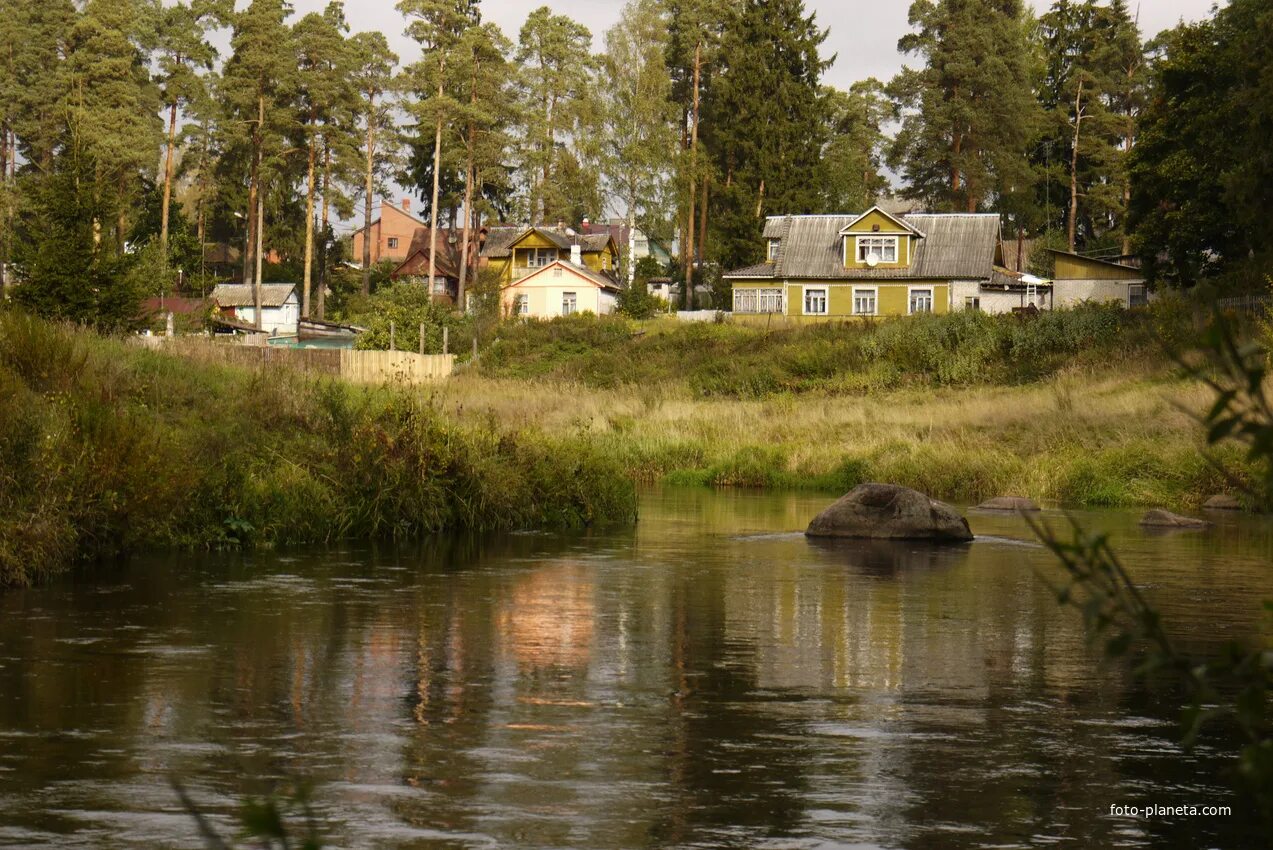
top-left (856, 236), bottom-right (897, 263)
top-left (767, 239), bottom-right (780, 262)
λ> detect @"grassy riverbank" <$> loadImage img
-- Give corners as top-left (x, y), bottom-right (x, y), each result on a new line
top-left (0, 313), bottom-right (637, 587)
top-left (431, 365), bottom-right (1242, 509)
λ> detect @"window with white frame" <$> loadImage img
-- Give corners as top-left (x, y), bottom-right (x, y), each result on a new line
top-left (513, 293), bottom-right (529, 315)
top-left (767, 239), bottom-right (780, 262)
top-left (733, 287), bottom-right (784, 314)
top-left (525, 247), bottom-right (558, 267)
top-left (856, 235), bottom-right (898, 263)
top-left (562, 292), bottom-right (578, 315)
top-left (964, 296), bottom-right (981, 311)
top-left (803, 287), bottom-right (828, 315)
top-left (909, 288), bottom-right (933, 314)
top-left (852, 287), bottom-right (877, 316)
top-left (387, 237), bottom-right (399, 250)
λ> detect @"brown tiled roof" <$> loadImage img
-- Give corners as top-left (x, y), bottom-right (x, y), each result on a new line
top-left (734, 213), bottom-right (1000, 281)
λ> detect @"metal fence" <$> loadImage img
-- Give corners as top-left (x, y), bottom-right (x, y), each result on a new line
top-left (1216, 294), bottom-right (1272, 313)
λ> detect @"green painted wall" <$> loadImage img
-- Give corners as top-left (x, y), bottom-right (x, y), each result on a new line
top-left (761, 281), bottom-right (950, 318)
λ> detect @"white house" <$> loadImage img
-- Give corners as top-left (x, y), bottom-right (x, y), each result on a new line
top-left (211, 283), bottom-right (301, 336)
top-left (501, 258), bottom-right (619, 318)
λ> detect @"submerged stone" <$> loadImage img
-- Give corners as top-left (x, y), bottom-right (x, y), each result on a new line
top-left (1140, 509), bottom-right (1211, 529)
top-left (806, 483), bottom-right (974, 542)
top-left (975, 496), bottom-right (1041, 512)
top-left (1202, 494), bottom-right (1243, 511)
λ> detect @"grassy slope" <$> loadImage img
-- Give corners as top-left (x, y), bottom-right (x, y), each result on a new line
top-left (435, 303), bottom-right (1245, 508)
top-left (0, 314), bottom-right (637, 587)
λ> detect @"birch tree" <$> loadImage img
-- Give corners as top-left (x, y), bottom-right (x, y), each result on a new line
top-left (601, 0), bottom-right (677, 287)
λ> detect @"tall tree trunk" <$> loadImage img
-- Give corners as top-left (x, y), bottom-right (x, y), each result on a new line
top-left (427, 70), bottom-right (445, 298)
top-left (697, 176), bottom-right (708, 269)
top-left (254, 186), bottom-right (264, 330)
top-left (628, 204), bottom-right (637, 289)
top-left (684, 40), bottom-right (702, 309)
top-left (950, 130), bottom-right (963, 198)
top-left (1122, 110), bottom-right (1135, 257)
top-left (458, 72), bottom-right (476, 312)
top-left (1068, 83), bottom-right (1084, 253)
top-left (754, 179), bottom-right (765, 219)
top-left (302, 127), bottom-right (316, 318)
top-left (362, 91), bottom-right (375, 296)
top-left (253, 92), bottom-right (265, 329)
top-left (160, 100), bottom-right (178, 257)
top-left (318, 144), bottom-right (331, 319)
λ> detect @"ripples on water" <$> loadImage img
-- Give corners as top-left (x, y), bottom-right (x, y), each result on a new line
top-left (0, 488), bottom-right (1270, 848)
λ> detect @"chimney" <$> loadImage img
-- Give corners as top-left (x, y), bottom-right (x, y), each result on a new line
top-left (570, 244), bottom-right (582, 265)
top-left (401, 198), bottom-right (411, 212)
top-left (581, 217), bottom-right (591, 233)
top-left (556, 218), bottom-right (565, 231)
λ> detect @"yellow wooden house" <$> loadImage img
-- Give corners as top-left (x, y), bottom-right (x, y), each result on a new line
top-left (479, 225), bottom-right (621, 287)
top-left (724, 207), bottom-right (1001, 320)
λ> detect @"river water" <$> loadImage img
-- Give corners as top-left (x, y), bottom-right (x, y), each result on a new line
top-left (1, 488), bottom-right (1270, 848)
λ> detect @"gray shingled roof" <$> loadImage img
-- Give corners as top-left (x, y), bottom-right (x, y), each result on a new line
top-left (479, 226), bottom-right (522, 258)
top-left (739, 213), bottom-right (1001, 281)
top-left (480, 225), bottom-right (614, 258)
top-left (212, 283), bottom-right (297, 308)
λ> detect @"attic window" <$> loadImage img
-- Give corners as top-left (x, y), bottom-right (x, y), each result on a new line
top-left (856, 235), bottom-right (897, 263)
top-left (767, 239), bottom-right (780, 262)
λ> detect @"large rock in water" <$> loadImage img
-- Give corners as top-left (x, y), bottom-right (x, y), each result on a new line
top-left (805, 483), bottom-right (974, 542)
top-left (1140, 509), bottom-right (1211, 529)
top-left (975, 496), bottom-right (1041, 512)
top-left (1203, 494), bottom-right (1243, 511)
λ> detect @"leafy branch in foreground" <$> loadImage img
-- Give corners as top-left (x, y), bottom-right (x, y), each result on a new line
top-left (1033, 309), bottom-right (1273, 817)
top-left (173, 778), bottom-right (324, 850)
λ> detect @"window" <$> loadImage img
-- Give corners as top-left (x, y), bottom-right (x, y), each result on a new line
top-left (856, 235), bottom-right (898, 263)
top-left (513, 293), bottom-right (529, 316)
top-left (964, 296), bottom-right (981, 312)
top-left (733, 288), bottom-right (784, 314)
top-left (909, 288), bottom-right (933, 314)
top-left (525, 247), bottom-right (557, 267)
top-left (852, 287), bottom-right (877, 316)
top-left (562, 292), bottom-right (577, 315)
top-left (803, 287), bottom-right (828, 315)
top-left (767, 239), bottom-right (780, 262)
top-left (387, 237), bottom-right (399, 250)
top-left (1129, 284), bottom-right (1147, 308)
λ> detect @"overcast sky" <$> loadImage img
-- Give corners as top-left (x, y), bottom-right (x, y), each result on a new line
top-left (275, 0), bottom-right (1219, 90)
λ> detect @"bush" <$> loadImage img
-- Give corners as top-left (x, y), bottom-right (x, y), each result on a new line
top-left (0, 312), bottom-right (637, 587)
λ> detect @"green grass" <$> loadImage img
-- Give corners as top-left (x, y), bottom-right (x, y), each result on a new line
top-left (475, 300), bottom-right (1190, 396)
top-left (0, 312), bottom-right (637, 587)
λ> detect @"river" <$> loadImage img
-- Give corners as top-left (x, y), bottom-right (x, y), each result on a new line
top-left (1, 488), bottom-right (1270, 848)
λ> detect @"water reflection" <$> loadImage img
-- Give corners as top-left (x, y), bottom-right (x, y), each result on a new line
top-left (0, 489), bottom-right (1269, 848)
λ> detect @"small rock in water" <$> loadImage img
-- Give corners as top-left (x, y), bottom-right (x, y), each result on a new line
top-left (975, 496), bottom-right (1041, 512)
top-left (1139, 509), bottom-right (1211, 529)
top-left (806, 483), bottom-right (974, 542)
top-left (1202, 494), bottom-right (1243, 511)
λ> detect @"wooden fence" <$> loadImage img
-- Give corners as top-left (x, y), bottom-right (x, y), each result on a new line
top-left (136, 337), bottom-right (455, 384)
top-left (1216, 294), bottom-right (1271, 314)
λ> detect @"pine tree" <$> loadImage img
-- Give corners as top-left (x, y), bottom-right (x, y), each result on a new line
top-left (154, 0), bottom-right (227, 260)
top-left (294, 3), bottom-right (354, 317)
top-left (514, 6), bottom-right (600, 226)
top-left (452, 22), bottom-right (515, 306)
top-left (1037, 0), bottom-right (1144, 251)
top-left (222, 0), bottom-right (295, 326)
top-left (820, 80), bottom-right (890, 212)
top-left (888, 0), bottom-right (1041, 213)
top-left (398, 0), bottom-right (480, 298)
top-left (348, 31), bottom-right (399, 296)
top-left (601, 0), bottom-right (678, 287)
top-left (1128, 0), bottom-right (1273, 283)
top-left (706, 0), bottom-right (830, 271)
top-left (664, 0), bottom-right (731, 305)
